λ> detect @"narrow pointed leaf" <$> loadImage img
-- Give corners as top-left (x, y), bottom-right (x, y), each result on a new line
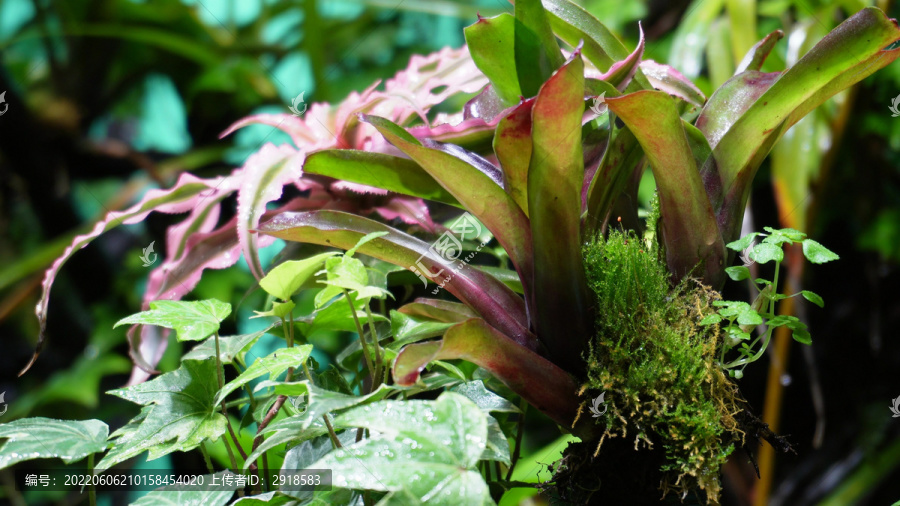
top-left (541, 0), bottom-right (651, 90)
top-left (515, 0), bottom-right (566, 97)
top-left (583, 124), bottom-right (644, 236)
top-left (361, 114), bottom-right (534, 300)
top-left (735, 30), bottom-right (784, 73)
top-left (528, 52), bottom-right (593, 365)
top-left (639, 60), bottom-right (707, 108)
top-left (303, 150), bottom-right (461, 207)
top-left (595, 25), bottom-right (645, 91)
top-left (606, 91), bottom-right (725, 286)
top-left (398, 298), bottom-right (478, 322)
top-left (465, 14), bottom-right (522, 106)
top-left (391, 318), bottom-right (586, 436)
top-left (712, 7), bottom-right (900, 243)
top-left (0, 418), bottom-right (108, 468)
top-left (259, 210), bottom-right (538, 351)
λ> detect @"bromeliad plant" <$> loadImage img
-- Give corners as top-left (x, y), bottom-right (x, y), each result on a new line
top-left (10, 0), bottom-right (900, 504)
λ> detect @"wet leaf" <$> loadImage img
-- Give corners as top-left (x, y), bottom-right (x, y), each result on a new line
top-left (114, 299), bottom-right (231, 342)
top-left (0, 418), bottom-right (108, 469)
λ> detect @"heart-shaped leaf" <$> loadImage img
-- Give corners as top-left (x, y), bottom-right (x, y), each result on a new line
top-left (114, 299), bottom-right (231, 342)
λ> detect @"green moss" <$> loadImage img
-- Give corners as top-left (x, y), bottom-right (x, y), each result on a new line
top-left (579, 228), bottom-right (742, 503)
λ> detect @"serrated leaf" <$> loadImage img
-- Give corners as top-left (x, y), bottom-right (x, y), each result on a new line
top-left (130, 471), bottom-right (243, 506)
top-left (725, 265), bottom-right (751, 281)
top-left (260, 252), bottom-right (340, 301)
top-left (449, 380), bottom-right (519, 413)
top-left (312, 392), bottom-right (492, 505)
top-left (182, 327), bottom-right (271, 364)
top-left (749, 243), bottom-right (784, 264)
top-left (801, 290), bottom-right (825, 308)
top-left (216, 346), bottom-right (313, 405)
top-left (99, 359), bottom-right (226, 471)
top-left (0, 418), bottom-right (108, 469)
top-left (802, 239), bottom-right (840, 264)
top-left (114, 299), bottom-right (231, 342)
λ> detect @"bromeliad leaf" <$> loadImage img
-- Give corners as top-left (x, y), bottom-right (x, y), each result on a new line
top-left (310, 392), bottom-right (493, 505)
top-left (114, 299), bottom-right (231, 342)
top-left (99, 359), bottom-right (226, 471)
top-left (215, 346), bottom-right (313, 405)
top-left (0, 418), bottom-right (108, 468)
top-left (465, 14), bottom-right (522, 106)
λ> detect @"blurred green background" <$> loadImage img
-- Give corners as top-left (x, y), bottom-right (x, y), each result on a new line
top-left (1, 0), bottom-right (899, 505)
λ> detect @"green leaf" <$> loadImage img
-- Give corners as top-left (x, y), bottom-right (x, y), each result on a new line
top-left (450, 380), bottom-right (520, 413)
top-left (528, 51), bottom-right (593, 366)
top-left (215, 346), bottom-right (313, 405)
top-left (515, 0), bottom-right (566, 98)
top-left (749, 243), bottom-right (784, 264)
top-left (347, 232), bottom-right (389, 257)
top-left (99, 359), bottom-right (226, 471)
top-left (700, 314), bottom-right (722, 325)
top-left (390, 310), bottom-right (455, 349)
top-left (465, 14), bottom-right (522, 106)
top-left (726, 232), bottom-right (762, 252)
top-left (725, 265), bottom-right (751, 281)
top-left (736, 308), bottom-right (763, 326)
top-left (300, 295), bottom-right (389, 336)
top-left (791, 327), bottom-right (812, 345)
top-left (710, 8), bottom-right (900, 244)
top-left (606, 90), bottom-right (725, 286)
top-left (182, 327), bottom-right (272, 364)
top-left (242, 418), bottom-right (329, 468)
top-left (260, 252), bottom-right (340, 301)
top-left (312, 392), bottom-right (493, 504)
top-left (0, 418), bottom-right (108, 469)
top-left (130, 471), bottom-right (243, 506)
top-left (303, 150), bottom-right (460, 207)
top-left (252, 300), bottom-right (296, 320)
top-left (482, 416), bottom-right (512, 465)
top-left (801, 290), bottom-right (825, 308)
top-left (802, 239), bottom-right (840, 264)
top-left (114, 299), bottom-right (231, 342)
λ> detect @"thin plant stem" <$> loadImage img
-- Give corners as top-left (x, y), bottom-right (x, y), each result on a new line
top-left (343, 289), bottom-right (376, 385)
top-left (506, 399), bottom-right (528, 481)
top-left (301, 361), bottom-right (343, 449)
top-left (364, 304), bottom-right (383, 388)
top-left (87, 453), bottom-right (96, 506)
top-left (200, 442), bottom-right (215, 474)
top-left (214, 331), bottom-right (241, 471)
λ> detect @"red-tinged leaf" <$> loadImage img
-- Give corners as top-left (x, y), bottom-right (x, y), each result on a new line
top-left (528, 51), bottom-right (593, 368)
top-left (515, 0), bottom-right (566, 98)
top-left (303, 150), bottom-right (461, 208)
top-left (606, 90), bottom-right (725, 286)
top-left (639, 60), bottom-right (706, 108)
top-left (236, 143), bottom-right (306, 281)
top-left (541, 0), bottom-right (651, 91)
top-left (409, 114), bottom-right (502, 152)
top-left (463, 85), bottom-right (507, 122)
top-left (493, 98), bottom-right (535, 216)
top-left (361, 114), bottom-right (535, 305)
top-left (368, 195), bottom-right (438, 233)
top-left (735, 30), bottom-right (784, 73)
top-left (593, 24), bottom-right (645, 91)
top-left (259, 210), bottom-right (540, 352)
top-left (583, 126), bottom-right (644, 236)
top-left (392, 318), bottom-right (591, 437)
top-left (24, 173), bottom-right (238, 376)
top-left (398, 299), bottom-right (479, 323)
top-left (465, 14), bottom-right (522, 106)
top-left (712, 7), bottom-right (900, 244)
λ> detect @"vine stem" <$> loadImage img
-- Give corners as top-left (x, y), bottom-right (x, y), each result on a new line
top-left (343, 290), bottom-right (377, 389)
top-left (200, 442), bottom-right (215, 474)
top-left (213, 331), bottom-right (241, 472)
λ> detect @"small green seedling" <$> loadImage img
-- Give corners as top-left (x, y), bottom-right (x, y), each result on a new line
top-left (701, 227), bottom-right (839, 378)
